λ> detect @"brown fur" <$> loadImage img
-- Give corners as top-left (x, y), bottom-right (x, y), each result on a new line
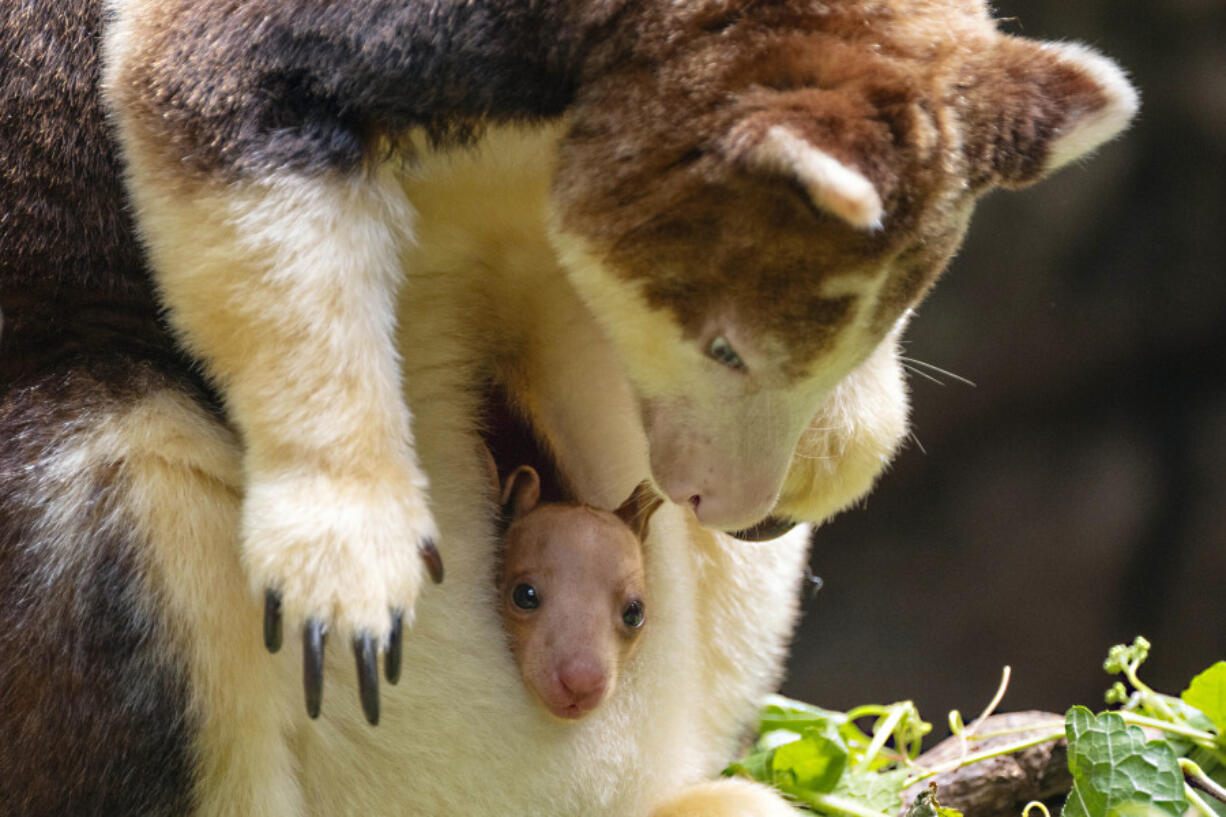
top-left (107, 0), bottom-right (623, 180)
top-left (551, 0), bottom-right (1125, 368)
top-left (0, 1), bottom-right (143, 282)
top-left (0, 0), bottom-right (192, 390)
top-left (0, 364), bottom-right (198, 816)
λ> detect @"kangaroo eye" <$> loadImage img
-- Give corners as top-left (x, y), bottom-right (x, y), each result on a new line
top-left (621, 599), bottom-right (645, 629)
top-left (707, 336), bottom-right (745, 371)
top-left (511, 583), bottom-right (540, 610)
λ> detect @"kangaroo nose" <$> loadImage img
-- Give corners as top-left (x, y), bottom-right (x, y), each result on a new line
top-left (689, 489), bottom-right (777, 532)
top-left (663, 483), bottom-right (702, 511)
top-left (659, 473), bottom-right (776, 530)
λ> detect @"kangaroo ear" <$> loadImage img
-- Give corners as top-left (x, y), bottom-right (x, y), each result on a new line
top-left (968, 38), bottom-right (1139, 189)
top-left (739, 125), bottom-right (885, 230)
top-left (613, 481), bottom-right (664, 543)
top-left (500, 466), bottom-right (541, 520)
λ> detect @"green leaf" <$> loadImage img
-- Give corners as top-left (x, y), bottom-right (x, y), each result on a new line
top-left (725, 748), bottom-right (774, 784)
top-left (725, 719), bottom-right (850, 796)
top-left (1061, 707), bottom-right (1189, 817)
top-left (1159, 693), bottom-right (1217, 735)
top-left (1183, 662), bottom-right (1226, 734)
top-left (772, 721), bottom-right (850, 794)
top-left (831, 767), bottom-right (908, 815)
top-left (758, 695), bottom-right (850, 734)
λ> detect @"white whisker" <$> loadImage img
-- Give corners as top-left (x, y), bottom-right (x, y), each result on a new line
top-left (902, 362), bottom-right (946, 387)
top-left (899, 356), bottom-right (976, 387)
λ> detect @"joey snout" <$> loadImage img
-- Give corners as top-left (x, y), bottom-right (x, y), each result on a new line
top-left (531, 635), bottom-right (614, 720)
top-left (504, 576), bottom-right (639, 721)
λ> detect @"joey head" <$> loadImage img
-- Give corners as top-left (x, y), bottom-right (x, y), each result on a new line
top-left (496, 467), bottom-right (661, 720)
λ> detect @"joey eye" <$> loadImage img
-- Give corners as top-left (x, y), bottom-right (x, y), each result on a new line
top-left (621, 599), bottom-right (645, 629)
top-left (511, 583), bottom-right (539, 610)
top-left (707, 336), bottom-right (745, 371)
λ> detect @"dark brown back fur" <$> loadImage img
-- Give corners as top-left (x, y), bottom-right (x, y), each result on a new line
top-left (0, 364), bottom-right (198, 817)
top-left (109, 0), bottom-right (626, 180)
top-left (0, 0), bottom-right (190, 388)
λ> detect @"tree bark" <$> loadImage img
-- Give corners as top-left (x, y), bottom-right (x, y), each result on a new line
top-left (899, 711), bottom-right (1071, 817)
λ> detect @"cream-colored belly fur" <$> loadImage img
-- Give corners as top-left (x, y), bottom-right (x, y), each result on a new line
top-left (129, 126), bottom-right (809, 816)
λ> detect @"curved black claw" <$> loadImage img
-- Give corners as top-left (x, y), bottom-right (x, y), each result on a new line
top-left (354, 633), bottom-right (380, 726)
top-left (420, 539), bottom-right (444, 584)
top-left (303, 619), bottom-right (326, 719)
top-left (264, 590), bottom-right (283, 653)
top-left (385, 610), bottom-right (403, 686)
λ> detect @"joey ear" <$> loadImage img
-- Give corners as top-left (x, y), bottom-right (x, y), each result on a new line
top-left (613, 481), bottom-right (665, 542)
top-left (969, 37), bottom-right (1139, 189)
top-left (500, 466), bottom-right (541, 520)
top-left (741, 125), bottom-right (884, 230)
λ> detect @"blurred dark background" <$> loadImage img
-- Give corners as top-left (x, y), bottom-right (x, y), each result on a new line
top-left (783, 0), bottom-right (1226, 732)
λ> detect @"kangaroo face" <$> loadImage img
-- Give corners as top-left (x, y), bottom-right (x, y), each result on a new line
top-left (549, 0), bottom-right (1137, 530)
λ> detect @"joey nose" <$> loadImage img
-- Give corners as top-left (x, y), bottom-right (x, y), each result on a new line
top-left (556, 660), bottom-right (607, 716)
top-left (559, 659), bottom-right (606, 699)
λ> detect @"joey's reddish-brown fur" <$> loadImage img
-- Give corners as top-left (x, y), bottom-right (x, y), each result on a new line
top-left (497, 467), bottom-right (661, 720)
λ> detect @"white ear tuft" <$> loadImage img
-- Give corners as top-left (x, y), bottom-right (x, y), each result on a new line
top-left (749, 126), bottom-right (884, 230)
top-left (1041, 42), bottom-right (1140, 172)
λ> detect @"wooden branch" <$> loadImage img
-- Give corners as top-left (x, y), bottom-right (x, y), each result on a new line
top-left (899, 711), bottom-right (1071, 817)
